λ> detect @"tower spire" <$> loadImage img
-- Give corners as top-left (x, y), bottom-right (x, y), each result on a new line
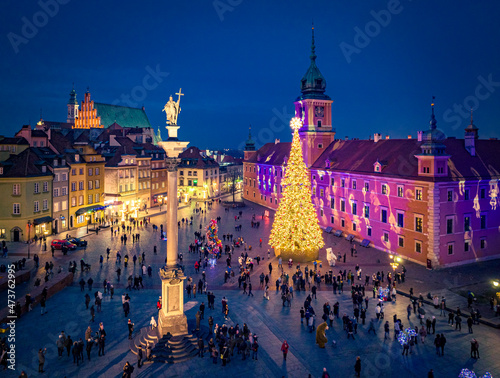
top-left (310, 22), bottom-right (316, 62)
top-left (430, 96), bottom-right (437, 130)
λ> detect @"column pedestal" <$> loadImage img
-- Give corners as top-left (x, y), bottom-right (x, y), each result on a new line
top-left (158, 266), bottom-right (188, 337)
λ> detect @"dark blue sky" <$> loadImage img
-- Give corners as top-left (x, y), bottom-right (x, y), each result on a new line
top-left (1, 1), bottom-right (499, 150)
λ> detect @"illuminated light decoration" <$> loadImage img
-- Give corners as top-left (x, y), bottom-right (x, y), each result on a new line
top-left (378, 287), bottom-right (390, 301)
top-left (405, 328), bottom-right (417, 337)
top-left (458, 370), bottom-right (493, 378)
top-left (269, 117), bottom-right (324, 262)
top-left (205, 219), bottom-right (222, 268)
top-left (397, 332), bottom-right (408, 346)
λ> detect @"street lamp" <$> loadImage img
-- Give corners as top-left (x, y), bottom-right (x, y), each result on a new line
top-left (86, 214), bottom-right (90, 233)
top-left (27, 220), bottom-right (32, 259)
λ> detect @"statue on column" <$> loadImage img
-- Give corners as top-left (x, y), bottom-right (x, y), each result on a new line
top-left (162, 88), bottom-right (184, 125)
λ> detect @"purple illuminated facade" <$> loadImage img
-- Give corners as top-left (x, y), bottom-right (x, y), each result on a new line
top-left (243, 32), bottom-right (500, 268)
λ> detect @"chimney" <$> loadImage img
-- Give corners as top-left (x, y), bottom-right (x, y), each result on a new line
top-left (417, 131), bottom-right (423, 141)
top-left (465, 134), bottom-right (476, 156)
top-left (373, 133), bottom-right (382, 143)
top-left (344, 136), bottom-right (348, 141)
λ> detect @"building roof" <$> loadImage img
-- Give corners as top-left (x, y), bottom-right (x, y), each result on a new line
top-left (178, 146), bottom-right (219, 169)
top-left (1, 148), bottom-right (52, 177)
top-left (0, 137), bottom-right (29, 145)
top-left (94, 103), bottom-right (151, 129)
top-left (245, 142), bottom-right (291, 166)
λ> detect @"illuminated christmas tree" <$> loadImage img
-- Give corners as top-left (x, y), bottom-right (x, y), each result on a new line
top-left (269, 117), bottom-right (324, 261)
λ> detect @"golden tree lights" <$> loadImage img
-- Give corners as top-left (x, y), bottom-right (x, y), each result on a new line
top-left (269, 117), bottom-right (324, 261)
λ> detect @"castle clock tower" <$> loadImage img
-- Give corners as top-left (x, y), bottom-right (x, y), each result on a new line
top-left (294, 26), bottom-right (335, 167)
top-left (67, 85), bottom-right (79, 123)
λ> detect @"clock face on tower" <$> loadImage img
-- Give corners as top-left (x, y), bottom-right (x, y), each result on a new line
top-left (315, 106), bottom-right (324, 118)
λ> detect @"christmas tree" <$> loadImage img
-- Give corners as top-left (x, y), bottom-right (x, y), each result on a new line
top-left (269, 117), bottom-right (324, 261)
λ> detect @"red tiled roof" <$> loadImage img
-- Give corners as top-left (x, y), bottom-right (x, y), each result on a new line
top-left (245, 142), bottom-right (291, 166)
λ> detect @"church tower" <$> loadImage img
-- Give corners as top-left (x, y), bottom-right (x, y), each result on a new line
top-left (294, 25), bottom-right (335, 167)
top-left (67, 85), bottom-right (79, 123)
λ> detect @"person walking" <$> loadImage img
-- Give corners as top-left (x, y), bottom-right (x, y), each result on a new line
top-left (434, 334), bottom-right (441, 356)
top-left (137, 346), bottom-right (143, 368)
top-left (38, 348), bottom-right (46, 372)
top-left (98, 334), bottom-right (105, 356)
top-left (281, 340), bottom-right (289, 361)
top-left (122, 361), bottom-right (134, 377)
top-left (197, 337), bottom-right (204, 357)
top-left (439, 333), bottom-right (446, 356)
top-left (354, 356), bottom-right (361, 377)
top-left (248, 281), bottom-right (254, 297)
top-left (128, 319), bottom-right (134, 339)
top-left (467, 316), bottom-right (473, 333)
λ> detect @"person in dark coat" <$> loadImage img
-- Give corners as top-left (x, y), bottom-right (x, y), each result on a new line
top-left (86, 338), bottom-right (94, 361)
top-left (354, 356), bottom-right (361, 377)
top-left (198, 337), bottom-right (205, 357)
top-left (137, 346), bottom-right (143, 368)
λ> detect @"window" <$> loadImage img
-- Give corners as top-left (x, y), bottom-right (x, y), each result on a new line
top-left (415, 216), bottom-right (423, 233)
top-left (416, 188), bottom-right (422, 201)
top-left (320, 188), bottom-right (324, 197)
top-left (34, 201), bottom-right (39, 212)
top-left (381, 184), bottom-right (387, 195)
top-left (481, 239), bottom-right (486, 249)
top-left (95, 179), bottom-right (100, 189)
top-left (446, 218), bottom-right (453, 234)
top-left (88, 181), bottom-right (93, 190)
top-left (352, 180), bottom-right (357, 190)
top-left (464, 240), bottom-right (470, 252)
top-left (381, 209), bottom-right (387, 223)
top-left (383, 232), bottom-right (389, 242)
top-left (13, 203), bottom-right (20, 214)
top-left (88, 168), bottom-right (93, 176)
top-left (42, 199), bottom-right (48, 210)
top-left (88, 195), bottom-right (93, 204)
top-left (364, 182), bottom-right (369, 192)
top-left (331, 177), bottom-right (334, 186)
top-left (79, 181), bottom-right (84, 190)
top-left (364, 205), bottom-right (370, 218)
top-left (397, 212), bottom-right (404, 228)
top-left (79, 168), bottom-right (83, 175)
top-left (71, 197), bottom-right (76, 207)
top-left (480, 188), bottom-right (485, 199)
top-left (464, 189), bottom-right (469, 200)
top-left (447, 190), bottom-right (453, 202)
top-left (340, 199), bottom-right (345, 212)
top-left (464, 216), bottom-right (470, 232)
top-left (61, 201), bottom-right (67, 210)
top-left (193, 171), bottom-right (197, 176)
top-left (330, 216), bottom-right (334, 224)
top-left (330, 197), bottom-right (335, 209)
top-left (180, 171), bottom-right (184, 176)
top-left (71, 182), bottom-right (76, 191)
top-left (62, 173), bottom-right (67, 181)
top-left (480, 214), bottom-right (486, 229)
top-left (398, 236), bottom-right (404, 248)
top-left (71, 169), bottom-right (76, 176)
top-left (352, 202), bottom-right (357, 215)
top-left (312, 174), bottom-right (316, 180)
top-left (367, 227), bottom-right (372, 237)
top-left (54, 202), bottom-right (59, 212)
top-left (95, 193), bottom-right (99, 203)
top-left (95, 168), bottom-right (99, 175)
top-left (188, 171), bottom-right (192, 176)
top-left (447, 243), bottom-right (454, 255)
top-left (54, 174), bottom-right (59, 182)
top-left (125, 184), bottom-right (128, 192)
top-left (341, 178), bottom-right (345, 188)
top-left (54, 188), bottom-right (59, 197)
top-left (397, 185), bottom-right (403, 198)
top-left (353, 222), bottom-right (357, 231)
top-left (62, 187), bottom-right (67, 196)
top-left (79, 195), bottom-right (83, 205)
top-left (320, 208), bottom-right (324, 217)
top-left (13, 184), bottom-right (20, 195)
top-left (341, 218), bottom-right (345, 228)
top-left (188, 180), bottom-right (192, 186)
top-left (34, 183), bottom-right (39, 194)
top-left (77, 215), bottom-right (84, 224)
top-left (415, 240), bottom-right (422, 253)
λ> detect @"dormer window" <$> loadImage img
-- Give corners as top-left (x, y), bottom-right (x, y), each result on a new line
top-left (325, 159), bottom-right (330, 168)
top-left (75, 155), bottom-right (79, 162)
top-left (53, 159), bottom-right (58, 167)
top-left (41, 166), bottom-right (47, 173)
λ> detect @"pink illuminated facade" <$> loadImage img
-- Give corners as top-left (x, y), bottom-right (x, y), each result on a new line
top-left (243, 31), bottom-right (500, 268)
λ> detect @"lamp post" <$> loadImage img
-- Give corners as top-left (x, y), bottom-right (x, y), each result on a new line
top-left (86, 215), bottom-right (90, 233)
top-left (27, 220), bottom-right (32, 259)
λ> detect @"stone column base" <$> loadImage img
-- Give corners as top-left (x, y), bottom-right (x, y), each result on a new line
top-left (158, 312), bottom-right (188, 337)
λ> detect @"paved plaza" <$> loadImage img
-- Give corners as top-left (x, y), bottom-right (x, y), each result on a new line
top-left (2, 193), bottom-right (500, 377)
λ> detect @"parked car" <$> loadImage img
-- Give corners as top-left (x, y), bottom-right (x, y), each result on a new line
top-left (51, 240), bottom-right (77, 250)
top-left (66, 237), bottom-right (87, 247)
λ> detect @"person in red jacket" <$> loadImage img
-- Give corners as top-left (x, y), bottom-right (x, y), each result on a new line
top-left (281, 340), bottom-right (289, 361)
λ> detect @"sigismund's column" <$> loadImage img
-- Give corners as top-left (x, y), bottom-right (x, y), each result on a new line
top-left (157, 88), bottom-right (189, 337)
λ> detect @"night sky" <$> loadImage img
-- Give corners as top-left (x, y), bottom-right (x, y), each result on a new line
top-left (1, 1), bottom-right (499, 150)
